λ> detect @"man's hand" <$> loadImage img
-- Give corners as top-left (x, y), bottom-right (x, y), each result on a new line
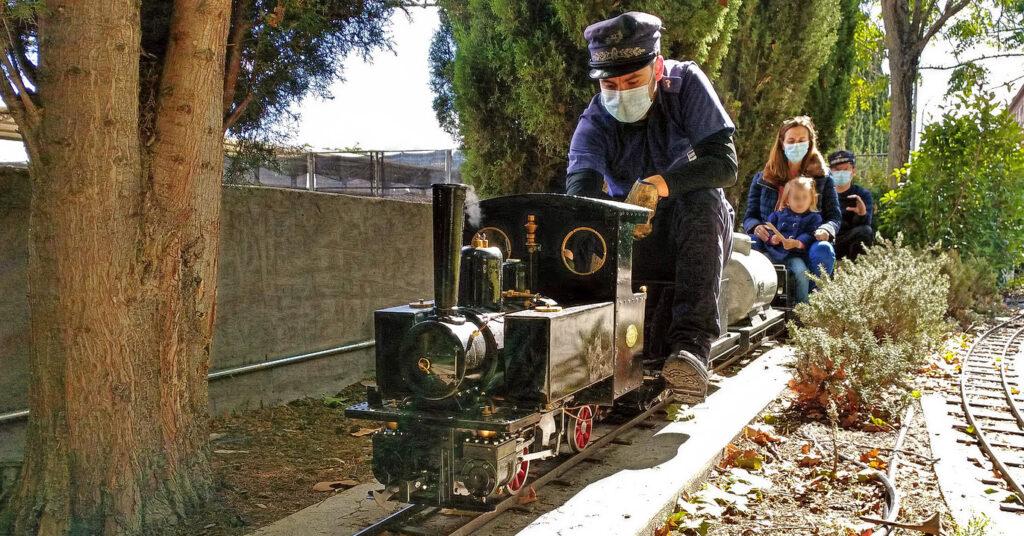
top-left (846, 194), bottom-right (867, 216)
top-left (642, 175), bottom-right (670, 197)
top-left (769, 234), bottom-right (783, 245)
top-left (814, 229), bottom-right (830, 242)
top-left (624, 180), bottom-right (660, 239)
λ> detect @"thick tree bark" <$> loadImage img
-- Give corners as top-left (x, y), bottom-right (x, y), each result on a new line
top-left (880, 0), bottom-right (971, 183)
top-left (4, 1), bottom-right (231, 534)
top-left (887, 53), bottom-right (917, 185)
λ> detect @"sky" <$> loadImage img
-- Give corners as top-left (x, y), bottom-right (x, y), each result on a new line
top-left (0, 6), bottom-right (1020, 162)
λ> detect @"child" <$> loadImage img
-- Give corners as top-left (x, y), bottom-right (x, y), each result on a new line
top-left (755, 176), bottom-right (822, 264)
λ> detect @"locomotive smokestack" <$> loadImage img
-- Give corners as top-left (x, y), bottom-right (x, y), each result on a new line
top-left (432, 184), bottom-right (468, 320)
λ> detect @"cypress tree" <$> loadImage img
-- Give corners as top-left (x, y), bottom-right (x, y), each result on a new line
top-left (841, 11), bottom-right (889, 156)
top-left (803, 0), bottom-right (859, 152)
top-left (432, 0), bottom-right (741, 196)
top-left (716, 0), bottom-right (840, 203)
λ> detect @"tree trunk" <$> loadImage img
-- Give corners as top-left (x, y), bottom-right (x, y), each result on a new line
top-left (887, 50), bottom-right (917, 186)
top-left (880, 0), bottom-right (916, 188)
top-left (4, 1), bottom-right (230, 534)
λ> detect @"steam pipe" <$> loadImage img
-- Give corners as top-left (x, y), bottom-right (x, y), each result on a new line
top-left (432, 183), bottom-right (468, 321)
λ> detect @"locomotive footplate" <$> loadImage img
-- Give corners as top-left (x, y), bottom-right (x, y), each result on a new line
top-left (345, 401), bottom-right (543, 433)
top-left (709, 332), bottom-right (742, 365)
top-left (730, 307), bottom-right (786, 353)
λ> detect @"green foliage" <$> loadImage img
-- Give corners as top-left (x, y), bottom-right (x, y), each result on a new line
top-left (879, 89), bottom-right (1024, 276)
top-left (716, 0), bottom-right (841, 202)
top-left (429, 9), bottom-right (459, 140)
top-left (217, 0), bottom-right (397, 147)
top-left (3, 1), bottom-right (400, 171)
top-left (788, 238), bottom-right (949, 422)
top-left (803, 0), bottom-right (859, 151)
top-left (941, 250), bottom-right (1005, 328)
top-left (952, 515), bottom-right (991, 536)
top-left (433, 0), bottom-right (743, 196)
top-left (839, 9), bottom-right (889, 155)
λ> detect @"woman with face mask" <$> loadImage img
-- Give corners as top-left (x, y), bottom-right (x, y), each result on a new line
top-left (741, 116), bottom-right (841, 304)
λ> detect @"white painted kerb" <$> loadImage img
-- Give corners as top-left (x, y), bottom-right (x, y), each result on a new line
top-left (518, 347), bottom-right (794, 536)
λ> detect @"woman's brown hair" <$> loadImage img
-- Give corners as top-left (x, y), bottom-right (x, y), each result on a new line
top-left (762, 116), bottom-right (826, 186)
top-left (776, 176), bottom-right (819, 211)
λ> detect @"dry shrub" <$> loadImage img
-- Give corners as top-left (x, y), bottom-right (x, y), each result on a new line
top-left (941, 249), bottom-right (1004, 328)
top-left (788, 237), bottom-right (949, 423)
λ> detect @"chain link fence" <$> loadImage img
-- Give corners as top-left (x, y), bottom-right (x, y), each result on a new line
top-left (227, 149), bottom-right (463, 201)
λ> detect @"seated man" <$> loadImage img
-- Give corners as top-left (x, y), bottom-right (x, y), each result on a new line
top-left (828, 150), bottom-right (873, 261)
top-left (565, 12), bottom-right (737, 403)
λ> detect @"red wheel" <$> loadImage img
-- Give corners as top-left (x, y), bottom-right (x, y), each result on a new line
top-left (506, 447), bottom-right (530, 493)
top-left (566, 405), bottom-right (595, 453)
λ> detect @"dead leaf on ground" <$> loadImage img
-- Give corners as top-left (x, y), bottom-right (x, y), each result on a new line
top-left (743, 424), bottom-right (782, 446)
top-left (213, 449), bottom-right (250, 455)
top-left (798, 453), bottom-right (822, 467)
top-left (350, 427), bottom-right (379, 437)
top-left (517, 485), bottom-right (538, 505)
top-left (859, 448), bottom-right (881, 463)
top-left (720, 443), bottom-right (764, 471)
top-left (312, 479), bottom-right (359, 492)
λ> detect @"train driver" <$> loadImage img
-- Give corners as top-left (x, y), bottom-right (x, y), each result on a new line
top-left (565, 12), bottom-right (738, 404)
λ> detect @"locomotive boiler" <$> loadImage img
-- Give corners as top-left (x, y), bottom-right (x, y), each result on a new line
top-left (346, 184), bottom-right (788, 510)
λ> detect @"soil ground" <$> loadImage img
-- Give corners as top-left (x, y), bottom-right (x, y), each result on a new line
top-left (656, 321), bottom-right (1011, 535)
top-left (171, 383), bottom-right (378, 536)
top-left (658, 392), bottom-right (947, 535)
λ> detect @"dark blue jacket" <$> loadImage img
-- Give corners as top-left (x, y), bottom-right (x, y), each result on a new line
top-left (837, 182), bottom-right (873, 231)
top-left (742, 172), bottom-right (842, 239)
top-left (759, 208), bottom-right (823, 263)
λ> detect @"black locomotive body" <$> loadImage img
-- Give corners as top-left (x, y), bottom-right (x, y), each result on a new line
top-left (346, 184), bottom-right (789, 510)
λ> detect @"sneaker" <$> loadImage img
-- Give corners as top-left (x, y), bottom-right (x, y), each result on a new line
top-left (661, 350), bottom-right (709, 404)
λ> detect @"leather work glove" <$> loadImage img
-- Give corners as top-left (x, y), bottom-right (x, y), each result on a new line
top-left (624, 180), bottom-right (659, 240)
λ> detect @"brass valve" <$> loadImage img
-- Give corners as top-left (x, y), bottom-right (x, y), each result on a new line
top-left (525, 214), bottom-right (538, 253)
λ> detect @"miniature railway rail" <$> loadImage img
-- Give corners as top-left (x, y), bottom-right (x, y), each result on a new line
top-left (353, 353), bottom-right (763, 536)
top-left (957, 312), bottom-right (1024, 510)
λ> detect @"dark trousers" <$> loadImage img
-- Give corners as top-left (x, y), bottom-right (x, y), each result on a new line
top-left (836, 224), bottom-right (873, 261)
top-left (633, 188), bottom-right (734, 363)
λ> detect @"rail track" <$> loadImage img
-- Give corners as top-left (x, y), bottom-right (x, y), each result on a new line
top-left (956, 312), bottom-right (1024, 511)
top-left (352, 349), bottom-right (770, 536)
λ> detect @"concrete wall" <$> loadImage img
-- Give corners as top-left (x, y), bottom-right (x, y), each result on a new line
top-left (0, 169), bottom-right (30, 416)
top-left (0, 170), bottom-right (434, 459)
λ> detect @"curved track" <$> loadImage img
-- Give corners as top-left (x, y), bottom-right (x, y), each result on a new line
top-left (958, 313), bottom-right (1024, 504)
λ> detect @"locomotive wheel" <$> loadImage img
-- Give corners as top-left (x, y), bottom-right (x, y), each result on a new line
top-left (565, 405), bottom-right (595, 453)
top-left (506, 447), bottom-right (530, 494)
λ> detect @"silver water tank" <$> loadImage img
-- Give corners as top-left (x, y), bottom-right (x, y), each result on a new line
top-left (725, 233), bottom-right (778, 322)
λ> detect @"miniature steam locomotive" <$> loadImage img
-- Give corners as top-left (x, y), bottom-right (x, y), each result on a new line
top-left (345, 184), bottom-right (789, 510)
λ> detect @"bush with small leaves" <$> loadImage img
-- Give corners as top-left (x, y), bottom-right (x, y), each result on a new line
top-left (942, 250), bottom-right (1004, 329)
top-left (788, 237), bottom-right (949, 423)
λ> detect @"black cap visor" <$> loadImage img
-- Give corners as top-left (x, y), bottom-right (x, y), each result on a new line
top-left (588, 54), bottom-right (656, 80)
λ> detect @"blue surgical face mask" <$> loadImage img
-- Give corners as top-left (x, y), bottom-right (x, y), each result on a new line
top-left (601, 72), bottom-right (656, 123)
top-left (832, 170), bottom-right (853, 186)
top-left (783, 141), bottom-right (809, 162)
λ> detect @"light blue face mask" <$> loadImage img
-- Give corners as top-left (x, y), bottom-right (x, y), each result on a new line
top-left (832, 169), bottom-right (853, 186)
top-left (783, 141), bottom-right (809, 162)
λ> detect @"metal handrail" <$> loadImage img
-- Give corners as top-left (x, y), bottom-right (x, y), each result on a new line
top-left (0, 339), bottom-right (375, 425)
